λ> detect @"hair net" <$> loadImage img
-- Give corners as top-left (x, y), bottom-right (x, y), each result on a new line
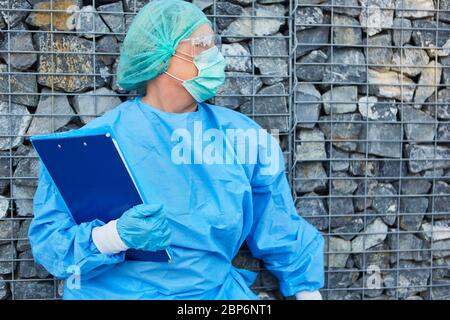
top-left (116, 0), bottom-right (212, 91)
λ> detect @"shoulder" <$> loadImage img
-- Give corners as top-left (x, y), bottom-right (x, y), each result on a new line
top-left (80, 99), bottom-right (134, 129)
top-left (202, 103), bottom-right (261, 131)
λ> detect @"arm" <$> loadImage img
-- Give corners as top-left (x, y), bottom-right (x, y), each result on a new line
top-left (245, 133), bottom-right (325, 298)
top-left (28, 164), bottom-right (126, 280)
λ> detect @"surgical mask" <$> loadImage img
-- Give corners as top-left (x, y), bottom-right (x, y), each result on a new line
top-left (164, 46), bottom-right (226, 102)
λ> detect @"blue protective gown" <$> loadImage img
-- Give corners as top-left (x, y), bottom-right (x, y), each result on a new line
top-left (28, 95), bottom-right (324, 300)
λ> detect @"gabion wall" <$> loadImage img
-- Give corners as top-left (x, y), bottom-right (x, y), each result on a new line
top-left (0, 0), bottom-right (449, 300)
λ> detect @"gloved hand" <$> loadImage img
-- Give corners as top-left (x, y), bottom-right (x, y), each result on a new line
top-left (116, 203), bottom-right (171, 252)
top-left (295, 290), bottom-right (322, 300)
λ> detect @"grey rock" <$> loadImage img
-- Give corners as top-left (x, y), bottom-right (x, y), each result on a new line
top-left (391, 45), bottom-right (430, 77)
top-left (424, 89), bottom-right (450, 120)
top-left (228, 0), bottom-right (252, 5)
top-left (414, 61), bottom-right (442, 105)
top-left (412, 20), bottom-right (450, 54)
top-left (323, 49), bottom-right (367, 84)
top-left (331, 172), bottom-right (358, 195)
top-left (328, 147), bottom-right (349, 172)
top-left (0, 22), bottom-right (36, 70)
top-left (434, 181), bottom-right (450, 220)
top-left (0, 101), bottom-right (32, 150)
top-left (294, 162), bottom-right (328, 194)
top-left (422, 280), bottom-right (450, 300)
top-left (440, 0), bottom-right (450, 23)
top-left (323, 86), bottom-right (358, 115)
top-left (350, 153), bottom-right (379, 177)
top-left (232, 250), bottom-right (260, 270)
top-left (393, 18), bottom-right (412, 46)
top-left (387, 231), bottom-right (430, 262)
top-left (0, 0), bottom-right (31, 27)
top-left (359, 0), bottom-right (395, 36)
top-left (326, 268), bottom-right (360, 291)
top-left (0, 153), bottom-right (10, 193)
top-left (296, 50), bottom-right (328, 82)
top-left (437, 123), bottom-right (450, 142)
top-left (0, 243), bottom-right (16, 274)
top-left (351, 275), bottom-right (383, 298)
top-left (0, 219), bottom-right (19, 245)
top-left (400, 197), bottom-right (428, 231)
top-left (295, 19), bottom-right (330, 58)
top-left (0, 64), bottom-right (38, 107)
top-left (239, 83), bottom-right (288, 132)
top-left (332, 215), bottom-right (371, 241)
top-left (352, 218), bottom-right (388, 252)
top-left (400, 105), bottom-right (435, 143)
top-left (366, 69), bottom-right (415, 102)
top-left (222, 5), bottom-right (286, 42)
top-left (0, 275), bottom-right (8, 299)
top-left (431, 257), bottom-right (450, 279)
top-left (378, 159), bottom-right (407, 182)
top-left (11, 183), bottom-right (35, 217)
top-left (96, 35), bottom-right (119, 66)
top-left (72, 87), bottom-right (121, 124)
top-left (123, 0), bottom-right (147, 12)
top-left (27, 89), bottom-right (75, 135)
top-left (332, 14), bottom-right (362, 46)
top-left (354, 242), bottom-right (390, 270)
top-left (367, 33), bottom-right (393, 70)
top-left (295, 6), bottom-right (324, 30)
top-left (296, 192), bottom-right (329, 231)
top-left (0, 196), bottom-right (8, 219)
top-left (295, 128), bottom-right (326, 161)
top-left (401, 176), bottom-right (431, 195)
top-left (13, 148), bottom-right (39, 188)
top-left (253, 34), bottom-right (288, 85)
top-left (405, 144), bottom-right (450, 173)
top-left (13, 281), bottom-right (55, 299)
top-left (354, 181), bottom-right (378, 211)
top-left (319, 113), bottom-right (362, 152)
top-left (358, 96), bottom-right (397, 121)
top-left (357, 122), bottom-right (402, 158)
top-left (395, 0), bottom-right (435, 18)
top-left (98, 1), bottom-right (125, 41)
top-left (215, 72), bottom-right (263, 109)
top-left (34, 33), bottom-right (110, 92)
top-left (17, 250), bottom-right (49, 279)
top-left (221, 43), bottom-right (251, 73)
top-left (325, 237), bottom-right (351, 268)
top-left (25, 0), bottom-right (82, 31)
top-left (371, 183), bottom-right (398, 226)
top-left (294, 83), bottom-right (321, 128)
top-left (384, 261), bottom-right (430, 299)
top-left (431, 240), bottom-right (450, 258)
top-left (16, 219), bottom-right (31, 252)
top-left (76, 5), bottom-right (110, 38)
top-left (328, 191), bottom-right (355, 228)
top-left (323, 0), bottom-right (361, 17)
top-left (205, 2), bottom-right (243, 32)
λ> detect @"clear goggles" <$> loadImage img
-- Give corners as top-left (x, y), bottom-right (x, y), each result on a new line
top-left (177, 34), bottom-right (222, 58)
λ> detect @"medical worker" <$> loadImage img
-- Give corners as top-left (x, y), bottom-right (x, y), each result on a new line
top-left (28, 0), bottom-right (324, 300)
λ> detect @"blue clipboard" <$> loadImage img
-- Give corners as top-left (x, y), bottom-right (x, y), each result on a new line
top-left (30, 130), bottom-right (173, 263)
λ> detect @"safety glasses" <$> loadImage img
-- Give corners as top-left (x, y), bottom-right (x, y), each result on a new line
top-left (178, 34), bottom-right (222, 57)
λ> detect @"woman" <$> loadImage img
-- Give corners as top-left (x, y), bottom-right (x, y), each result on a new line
top-left (28, 0), bottom-right (324, 300)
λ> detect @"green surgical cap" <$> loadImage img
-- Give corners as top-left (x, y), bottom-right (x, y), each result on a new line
top-left (116, 0), bottom-right (211, 91)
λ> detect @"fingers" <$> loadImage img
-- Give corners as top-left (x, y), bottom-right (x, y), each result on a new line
top-left (132, 203), bottom-right (164, 218)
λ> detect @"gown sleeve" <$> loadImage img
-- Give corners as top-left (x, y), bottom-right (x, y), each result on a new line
top-left (28, 163), bottom-right (126, 280)
top-left (245, 132), bottom-right (325, 297)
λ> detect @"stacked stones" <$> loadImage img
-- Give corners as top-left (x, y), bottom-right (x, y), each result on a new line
top-left (294, 0), bottom-right (450, 300)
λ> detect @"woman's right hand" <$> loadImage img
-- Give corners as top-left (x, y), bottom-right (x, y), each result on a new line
top-left (116, 203), bottom-right (171, 251)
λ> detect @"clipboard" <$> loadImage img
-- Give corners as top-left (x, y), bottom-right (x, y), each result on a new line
top-left (30, 130), bottom-right (173, 263)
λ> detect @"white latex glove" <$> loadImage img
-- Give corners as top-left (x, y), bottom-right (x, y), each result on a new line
top-left (295, 290), bottom-right (322, 300)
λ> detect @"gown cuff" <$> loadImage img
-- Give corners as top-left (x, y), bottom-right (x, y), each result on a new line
top-left (92, 219), bottom-right (129, 255)
top-left (295, 290), bottom-right (322, 300)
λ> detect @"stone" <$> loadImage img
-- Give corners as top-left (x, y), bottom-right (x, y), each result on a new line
top-left (295, 6), bottom-right (324, 30)
top-left (0, 153), bottom-right (10, 193)
top-left (222, 5), bottom-right (286, 42)
top-left (323, 49), bottom-right (367, 84)
top-left (294, 162), bottom-right (328, 194)
top-left (76, 5), bottom-right (110, 38)
top-left (233, 249), bottom-right (260, 270)
top-left (437, 123), bottom-right (450, 142)
top-left (405, 144), bottom-right (450, 173)
top-left (331, 172), bottom-right (358, 195)
top-left (13, 150), bottom-right (39, 188)
top-left (13, 281), bottom-right (55, 299)
top-left (253, 34), bottom-right (288, 85)
top-left (0, 275), bottom-right (8, 299)
top-left (387, 231), bottom-right (430, 262)
top-left (354, 243), bottom-right (390, 270)
top-left (318, 113), bottom-right (362, 152)
top-left (414, 61), bottom-right (442, 105)
top-left (25, 0), bottom-right (82, 31)
top-left (349, 153), bottom-right (379, 177)
top-left (296, 50), bottom-right (328, 82)
top-left (0, 219), bottom-right (20, 245)
top-left (326, 268), bottom-right (360, 291)
top-left (16, 219), bottom-right (31, 252)
top-left (239, 83), bottom-right (289, 132)
top-left (0, 196), bottom-right (8, 219)
top-left (295, 18), bottom-right (330, 58)
top-left (359, 0), bottom-right (395, 36)
top-left (98, 1), bottom-right (125, 41)
top-left (421, 221), bottom-right (450, 242)
top-left (205, 2), bottom-right (243, 32)
top-left (400, 197), bottom-right (428, 231)
top-left (392, 18), bottom-right (412, 46)
top-left (391, 45), bottom-right (430, 77)
top-left (441, 0), bottom-right (450, 23)
top-left (323, 86), bottom-right (358, 115)
top-left (333, 14), bottom-right (362, 46)
top-left (96, 35), bottom-right (119, 66)
top-left (395, 0), bottom-right (435, 18)
top-left (422, 280), bottom-right (450, 300)
top-left (72, 87), bottom-right (121, 124)
top-left (27, 89), bottom-right (75, 135)
top-left (351, 218), bottom-right (388, 252)
top-left (0, 64), bottom-right (38, 107)
top-left (357, 122), bottom-right (402, 158)
top-left (354, 181), bottom-right (378, 211)
top-left (296, 192), bottom-right (329, 231)
top-left (434, 181), bottom-right (450, 220)
top-left (401, 176), bottom-right (431, 195)
top-left (123, 0), bottom-right (147, 12)
top-left (328, 191), bottom-right (355, 228)
top-left (358, 96), bottom-right (397, 121)
top-left (0, 0), bottom-right (31, 27)
top-left (325, 237), bottom-right (351, 268)
top-left (34, 33), bottom-right (110, 92)
top-left (295, 129), bottom-right (326, 161)
top-left (367, 69), bottom-right (415, 102)
top-left (332, 217), bottom-right (366, 241)
top-left (384, 261), bottom-right (430, 299)
top-left (17, 250), bottom-right (49, 279)
top-left (371, 183), bottom-right (398, 226)
top-left (377, 159), bottom-right (407, 182)
top-left (11, 183), bottom-right (35, 217)
top-left (441, 55), bottom-right (450, 85)
top-left (0, 22), bottom-right (37, 70)
top-left (431, 240), bottom-right (450, 258)
top-left (0, 101), bottom-right (32, 151)
top-left (221, 43), bottom-right (251, 73)
top-left (0, 243), bottom-right (16, 274)
top-left (294, 83), bottom-right (321, 129)
top-left (323, 0), bottom-right (361, 17)
top-left (412, 20), bottom-right (450, 56)
top-left (424, 89), bottom-right (450, 120)
top-left (367, 33), bottom-right (394, 71)
top-left (400, 105), bottom-right (436, 143)
top-left (215, 72), bottom-right (263, 109)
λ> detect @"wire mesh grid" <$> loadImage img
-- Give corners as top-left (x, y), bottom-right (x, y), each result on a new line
top-left (0, 0), bottom-right (449, 300)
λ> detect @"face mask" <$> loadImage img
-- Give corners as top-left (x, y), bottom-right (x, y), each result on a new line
top-left (164, 46), bottom-right (226, 102)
